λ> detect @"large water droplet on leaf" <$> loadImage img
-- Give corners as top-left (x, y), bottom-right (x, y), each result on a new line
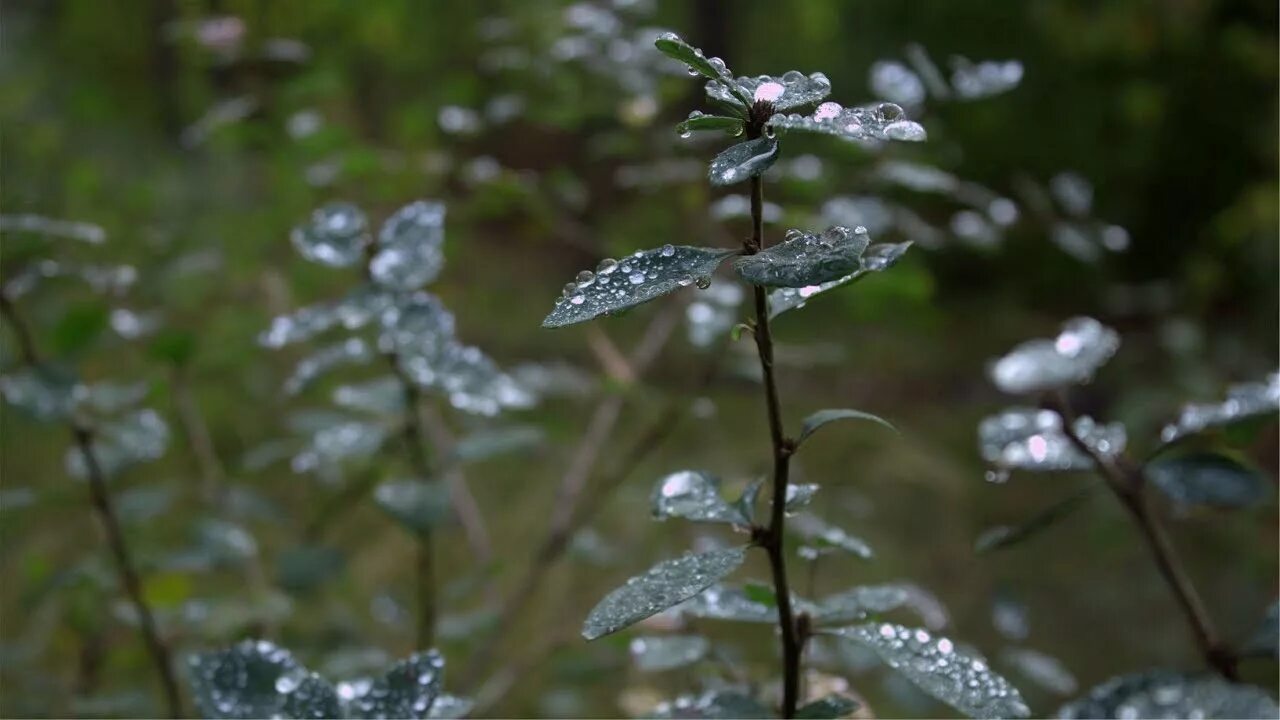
top-left (705, 72), bottom-right (832, 112)
top-left (186, 639), bottom-right (342, 719)
top-left (735, 225), bottom-right (868, 287)
top-left (768, 241), bottom-right (912, 319)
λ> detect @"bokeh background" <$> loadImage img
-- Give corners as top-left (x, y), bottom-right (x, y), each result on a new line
top-left (1, 0), bottom-right (1277, 717)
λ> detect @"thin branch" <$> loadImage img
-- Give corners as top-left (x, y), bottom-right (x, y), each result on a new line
top-left (1, 293), bottom-right (184, 717)
top-left (419, 401), bottom-right (494, 570)
top-left (747, 173), bottom-right (802, 718)
top-left (170, 364), bottom-right (226, 504)
top-left (1051, 391), bottom-right (1237, 680)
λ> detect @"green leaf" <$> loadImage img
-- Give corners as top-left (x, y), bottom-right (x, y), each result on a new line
top-left (812, 584), bottom-right (919, 625)
top-left (735, 226), bottom-right (869, 287)
top-left (345, 651), bottom-right (443, 719)
top-left (792, 514), bottom-right (874, 560)
top-left (796, 694), bottom-right (861, 719)
top-left (989, 317), bottom-right (1120, 395)
top-left (369, 200), bottom-right (446, 290)
top-left (768, 242), bottom-right (913, 318)
top-left (1159, 372), bottom-right (1279, 444)
top-left (53, 303), bottom-right (108, 356)
top-left (677, 112), bottom-right (745, 137)
top-left (767, 101), bottom-right (926, 142)
top-left (1146, 452), bottom-right (1269, 510)
top-left (426, 694), bottom-right (473, 719)
top-left (734, 478), bottom-right (765, 525)
top-left (148, 329), bottom-right (197, 366)
top-left (974, 480), bottom-right (1102, 554)
top-left (542, 246), bottom-right (736, 328)
top-left (798, 408), bottom-right (898, 446)
top-left (291, 202), bottom-right (370, 267)
top-left (187, 639), bottom-right (341, 719)
top-left (831, 623), bottom-right (1030, 719)
top-left (651, 690), bottom-right (772, 719)
top-left (64, 409), bottom-right (170, 479)
top-left (629, 635), bottom-right (710, 672)
top-left (708, 138), bottom-right (780, 186)
top-left (1058, 670), bottom-right (1279, 719)
top-left (450, 426), bottom-right (544, 463)
top-left (651, 470), bottom-right (748, 525)
top-left (374, 480), bottom-right (452, 537)
top-left (682, 584), bottom-right (776, 623)
top-left (706, 71), bottom-right (833, 112)
top-left (275, 545), bottom-right (343, 594)
top-left (0, 364), bottom-right (78, 421)
top-left (653, 33), bottom-right (749, 107)
top-left (784, 483), bottom-right (819, 512)
top-left (582, 546), bottom-right (748, 640)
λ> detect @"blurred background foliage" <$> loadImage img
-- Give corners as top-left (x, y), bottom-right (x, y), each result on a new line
top-left (0, 0), bottom-right (1276, 717)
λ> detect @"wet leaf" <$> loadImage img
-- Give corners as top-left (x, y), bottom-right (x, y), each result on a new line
top-left (583, 546), bottom-right (748, 639)
top-left (651, 470), bottom-right (748, 525)
top-left (784, 483), bottom-right (819, 512)
top-left (650, 690), bottom-right (772, 719)
top-left (950, 58), bottom-right (1024, 100)
top-left (1057, 670), bottom-right (1279, 719)
top-left (979, 409), bottom-right (1125, 474)
top-left (65, 410), bottom-right (170, 479)
top-left (284, 338), bottom-right (374, 395)
top-left (53, 303), bottom-right (108, 356)
top-left (677, 112), bottom-right (745, 137)
top-left (812, 584), bottom-right (922, 625)
top-left (832, 623), bottom-right (1030, 719)
top-left (767, 101), bottom-right (925, 142)
top-left (975, 481), bottom-right (1102, 553)
top-left (451, 426), bottom-right (544, 463)
top-left (989, 317), bottom-right (1120, 395)
top-left (370, 201), bottom-right (447, 290)
top-left (374, 480), bottom-right (452, 537)
top-left (735, 226), bottom-right (869, 287)
top-left (1146, 452), bottom-right (1268, 511)
top-left (768, 242), bottom-right (913, 318)
top-left (707, 71), bottom-right (833, 112)
top-left (0, 365), bottom-right (78, 421)
top-left (629, 635), bottom-right (710, 671)
top-left (1160, 372), bottom-right (1279, 444)
top-left (290, 202), bottom-right (369, 267)
top-left (708, 138), bottom-right (780, 186)
top-left (426, 694), bottom-right (473, 719)
top-left (798, 408), bottom-right (898, 446)
top-left (796, 694), bottom-right (861, 719)
top-left (542, 246), bottom-right (735, 328)
top-left (654, 33), bottom-right (743, 104)
top-left (344, 650), bottom-right (443, 719)
top-left (681, 584), bottom-right (777, 624)
top-left (187, 639), bottom-right (341, 719)
top-left (276, 545), bottom-right (343, 594)
top-left (734, 478), bottom-right (766, 524)
top-left (792, 514), bottom-right (874, 560)
top-left (999, 647), bottom-right (1077, 696)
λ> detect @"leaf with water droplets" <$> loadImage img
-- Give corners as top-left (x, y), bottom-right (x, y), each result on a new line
top-left (832, 624), bottom-right (1030, 719)
top-left (979, 408), bottom-right (1125, 474)
top-left (798, 408), bottom-right (898, 447)
top-left (950, 58), bottom-right (1024, 100)
top-left (709, 138), bottom-right (779, 186)
top-left (650, 690), bottom-right (772, 719)
top-left (0, 365), bottom-right (78, 421)
top-left (370, 200), bottom-right (446, 290)
top-left (767, 101), bottom-right (926, 142)
top-left (451, 426), bottom-right (544, 463)
top-left (629, 635), bottom-right (710, 671)
top-left (1146, 452), bottom-right (1268, 511)
top-left (792, 513), bottom-right (874, 560)
top-left (186, 639), bottom-right (341, 719)
top-left (975, 481), bottom-right (1102, 554)
top-left (784, 483), bottom-right (820, 512)
top-left (734, 478), bottom-right (766, 524)
top-left (426, 694), bottom-right (473, 719)
top-left (812, 584), bottom-right (924, 625)
top-left (989, 317), bottom-right (1120, 395)
top-left (259, 285), bottom-right (398, 348)
top-left (583, 546), bottom-right (748, 640)
top-left (345, 650), bottom-right (444, 719)
top-left (707, 71), bottom-right (833, 112)
top-left (373, 480), bottom-right (452, 537)
top-left (796, 694), bottom-right (861, 719)
top-left (681, 584), bottom-right (777, 623)
top-left (677, 112), bottom-right (745, 137)
top-left (275, 545), bottom-right (343, 594)
top-left (1000, 648), bottom-right (1077, 696)
top-left (333, 377), bottom-right (405, 415)
top-left (290, 202), bottom-right (370, 267)
top-left (768, 242), bottom-right (913, 319)
top-left (1057, 670), bottom-right (1279, 719)
top-left (65, 409), bottom-right (170, 479)
top-left (542, 246), bottom-right (735, 328)
top-left (1242, 601), bottom-right (1278, 659)
top-left (653, 33), bottom-right (744, 104)
top-left (290, 418), bottom-right (388, 474)
top-left (651, 470), bottom-right (748, 525)
top-left (284, 338), bottom-right (374, 395)
top-left (1159, 372), bottom-right (1279, 444)
top-left (735, 226), bottom-right (869, 287)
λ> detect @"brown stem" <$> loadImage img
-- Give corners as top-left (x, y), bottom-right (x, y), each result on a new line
top-left (747, 174), bottom-right (802, 718)
top-left (170, 364), bottom-right (226, 503)
top-left (1, 292), bottom-right (184, 716)
top-left (1052, 392), bottom-right (1237, 680)
top-left (75, 424), bottom-right (185, 717)
top-left (389, 358), bottom-right (437, 648)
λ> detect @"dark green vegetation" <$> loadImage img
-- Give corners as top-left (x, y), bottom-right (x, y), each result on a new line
top-left (1, 1), bottom-right (1277, 718)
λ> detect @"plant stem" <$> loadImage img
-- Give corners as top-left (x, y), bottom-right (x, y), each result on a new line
top-left (747, 175), bottom-right (802, 717)
top-left (1052, 392), bottom-right (1237, 680)
top-left (75, 424), bottom-right (185, 717)
top-left (389, 357), bottom-right (438, 649)
top-left (1, 292), bottom-right (183, 717)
